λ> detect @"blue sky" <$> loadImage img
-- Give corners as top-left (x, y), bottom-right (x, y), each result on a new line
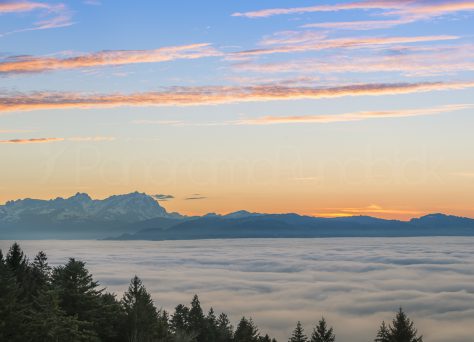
top-left (1, 0), bottom-right (474, 218)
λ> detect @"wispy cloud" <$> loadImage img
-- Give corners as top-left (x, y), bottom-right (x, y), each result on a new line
top-left (232, 1), bottom-right (406, 18)
top-left (185, 195), bottom-right (207, 200)
top-left (0, 2), bottom-right (73, 37)
top-left (0, 1), bottom-right (49, 13)
top-left (0, 137), bottom-right (63, 144)
top-left (302, 2), bottom-right (474, 31)
top-left (0, 136), bottom-right (116, 144)
top-left (0, 44), bottom-right (221, 74)
top-left (302, 19), bottom-right (410, 31)
top-left (1, 81), bottom-right (473, 112)
top-left (233, 35), bottom-right (458, 58)
top-left (233, 45), bottom-right (474, 77)
top-left (232, 0), bottom-right (474, 22)
top-left (154, 194), bottom-right (174, 201)
top-left (237, 104), bottom-right (473, 125)
top-left (259, 31), bottom-right (328, 46)
top-left (67, 136), bottom-right (115, 142)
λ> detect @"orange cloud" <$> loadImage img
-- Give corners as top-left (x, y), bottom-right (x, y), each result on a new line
top-left (1, 82), bottom-right (474, 112)
top-left (237, 104), bottom-right (473, 125)
top-left (0, 44), bottom-right (221, 74)
top-left (0, 137), bottom-right (64, 144)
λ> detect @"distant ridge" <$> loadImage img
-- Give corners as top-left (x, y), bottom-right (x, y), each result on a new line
top-left (1, 192), bottom-right (473, 240)
top-left (0, 192), bottom-right (178, 239)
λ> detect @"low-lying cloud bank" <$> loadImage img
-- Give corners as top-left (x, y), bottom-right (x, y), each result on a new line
top-left (2, 237), bottom-right (474, 342)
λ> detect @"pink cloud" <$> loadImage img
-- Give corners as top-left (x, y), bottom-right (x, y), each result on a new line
top-left (237, 104), bottom-right (473, 125)
top-left (0, 44), bottom-right (221, 74)
top-left (1, 81), bottom-right (473, 113)
top-left (233, 35), bottom-right (458, 58)
top-left (232, 0), bottom-right (474, 21)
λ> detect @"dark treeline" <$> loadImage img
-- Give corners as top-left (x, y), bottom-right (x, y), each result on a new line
top-left (0, 243), bottom-right (423, 342)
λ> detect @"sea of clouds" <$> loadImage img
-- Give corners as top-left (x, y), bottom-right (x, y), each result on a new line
top-left (2, 238), bottom-right (474, 342)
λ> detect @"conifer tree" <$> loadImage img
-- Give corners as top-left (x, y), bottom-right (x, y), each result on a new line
top-left (51, 257), bottom-right (103, 339)
top-left (156, 309), bottom-right (172, 342)
top-left (30, 251), bottom-right (51, 296)
top-left (188, 294), bottom-right (206, 341)
top-left (95, 292), bottom-right (126, 342)
top-left (234, 317), bottom-right (260, 342)
top-left (5, 242), bottom-right (31, 294)
top-left (204, 307), bottom-right (219, 342)
top-left (171, 304), bottom-right (190, 334)
top-left (374, 321), bottom-right (390, 342)
top-left (0, 258), bottom-right (28, 342)
top-left (29, 289), bottom-right (95, 342)
top-left (259, 334), bottom-right (274, 342)
top-left (52, 258), bottom-right (103, 316)
top-left (290, 321), bottom-right (308, 342)
top-left (311, 318), bottom-right (335, 342)
top-left (216, 312), bottom-right (234, 342)
top-left (388, 308), bottom-right (423, 342)
top-left (121, 275), bottom-right (159, 342)
top-left (5, 242), bottom-right (28, 273)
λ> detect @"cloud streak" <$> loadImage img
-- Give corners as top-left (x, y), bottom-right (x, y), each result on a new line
top-left (302, 19), bottom-right (411, 31)
top-left (0, 137), bottom-right (63, 144)
top-left (237, 104), bottom-right (473, 125)
top-left (0, 1), bottom-right (49, 13)
top-left (233, 46), bottom-right (474, 77)
top-left (0, 136), bottom-right (116, 144)
top-left (67, 136), bottom-right (115, 142)
top-left (0, 2), bottom-right (73, 36)
top-left (154, 194), bottom-right (174, 201)
top-left (232, 0), bottom-right (474, 22)
top-left (0, 44), bottom-right (221, 74)
top-left (233, 35), bottom-right (458, 58)
top-left (1, 81), bottom-right (473, 112)
top-left (232, 1), bottom-right (407, 18)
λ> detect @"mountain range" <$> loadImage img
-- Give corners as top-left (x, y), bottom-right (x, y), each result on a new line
top-left (1, 192), bottom-right (474, 240)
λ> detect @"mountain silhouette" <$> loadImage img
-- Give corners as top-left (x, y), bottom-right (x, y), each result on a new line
top-left (1, 193), bottom-right (474, 240)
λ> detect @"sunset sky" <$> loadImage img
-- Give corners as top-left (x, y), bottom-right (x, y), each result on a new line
top-left (1, 0), bottom-right (474, 219)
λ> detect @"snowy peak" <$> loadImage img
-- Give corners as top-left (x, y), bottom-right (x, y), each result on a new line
top-left (224, 210), bottom-right (261, 219)
top-left (0, 192), bottom-right (170, 223)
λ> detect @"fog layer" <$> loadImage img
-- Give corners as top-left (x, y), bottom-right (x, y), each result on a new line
top-left (2, 238), bottom-right (473, 342)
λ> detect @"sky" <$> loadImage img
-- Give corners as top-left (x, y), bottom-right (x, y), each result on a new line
top-left (1, 0), bottom-right (474, 219)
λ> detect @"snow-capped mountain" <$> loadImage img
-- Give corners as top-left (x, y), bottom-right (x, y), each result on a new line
top-left (0, 192), bottom-right (170, 224)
